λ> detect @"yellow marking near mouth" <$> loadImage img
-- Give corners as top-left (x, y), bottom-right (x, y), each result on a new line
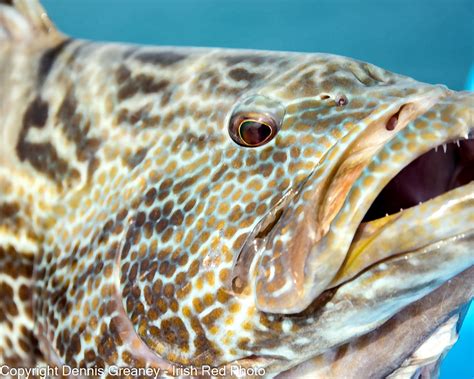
top-left (331, 212), bottom-right (400, 286)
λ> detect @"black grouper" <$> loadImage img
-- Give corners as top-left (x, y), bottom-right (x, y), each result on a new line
top-left (0, 1), bottom-right (473, 377)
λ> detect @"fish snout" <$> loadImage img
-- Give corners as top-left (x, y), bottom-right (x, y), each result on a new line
top-left (232, 88), bottom-right (474, 315)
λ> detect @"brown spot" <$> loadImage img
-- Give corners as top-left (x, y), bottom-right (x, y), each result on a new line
top-left (119, 80), bottom-right (140, 100)
top-left (238, 337), bottom-right (251, 350)
top-left (18, 284), bottom-right (30, 302)
top-left (84, 349), bottom-right (97, 362)
top-left (273, 151), bottom-right (287, 163)
top-left (161, 91), bottom-right (172, 107)
top-left (149, 279), bottom-right (162, 296)
top-left (184, 199), bottom-right (196, 212)
top-left (126, 148), bottom-right (148, 168)
top-left (136, 74), bottom-right (170, 94)
top-left (160, 317), bottom-right (189, 350)
top-left (211, 164), bottom-right (229, 182)
top-left (135, 212), bottom-right (146, 227)
top-left (163, 283), bottom-right (175, 298)
top-left (70, 333), bottom-right (81, 355)
top-left (202, 308), bottom-right (224, 327)
top-left (116, 208), bottom-right (128, 222)
top-left (170, 210), bottom-right (184, 226)
top-left (0, 203), bottom-right (19, 218)
top-left (115, 65), bottom-right (131, 84)
top-left (149, 207), bottom-right (161, 222)
top-left (157, 299), bottom-right (168, 313)
top-left (144, 187), bottom-right (157, 206)
top-left (155, 219), bottom-right (169, 234)
top-left (216, 288), bottom-right (232, 304)
top-left (0, 282), bottom-right (17, 320)
top-left (97, 332), bottom-right (117, 363)
top-left (188, 260), bottom-right (200, 277)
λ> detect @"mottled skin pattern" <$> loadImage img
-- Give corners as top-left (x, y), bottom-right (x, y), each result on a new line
top-left (0, 1), bottom-right (473, 378)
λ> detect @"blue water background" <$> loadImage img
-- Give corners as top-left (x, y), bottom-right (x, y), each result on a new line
top-left (42, 1), bottom-right (474, 377)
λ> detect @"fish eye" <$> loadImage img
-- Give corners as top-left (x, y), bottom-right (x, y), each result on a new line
top-left (229, 113), bottom-right (278, 147)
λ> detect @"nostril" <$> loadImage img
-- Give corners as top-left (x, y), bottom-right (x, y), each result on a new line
top-left (386, 105), bottom-right (406, 131)
top-left (336, 94), bottom-right (348, 106)
top-left (386, 114), bottom-right (398, 131)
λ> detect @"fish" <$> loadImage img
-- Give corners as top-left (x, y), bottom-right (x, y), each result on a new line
top-left (0, 1), bottom-right (472, 377)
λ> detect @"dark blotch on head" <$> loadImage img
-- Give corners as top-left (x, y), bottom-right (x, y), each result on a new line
top-left (229, 68), bottom-right (260, 83)
top-left (38, 39), bottom-right (72, 85)
top-left (16, 141), bottom-right (71, 186)
top-left (57, 90), bottom-right (102, 180)
top-left (117, 74), bottom-right (170, 101)
top-left (17, 94), bottom-right (80, 185)
top-left (136, 75), bottom-right (169, 94)
top-left (23, 97), bottom-right (49, 130)
top-left (134, 51), bottom-right (187, 66)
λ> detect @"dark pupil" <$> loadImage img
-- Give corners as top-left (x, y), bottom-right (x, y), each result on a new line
top-left (239, 121), bottom-right (272, 146)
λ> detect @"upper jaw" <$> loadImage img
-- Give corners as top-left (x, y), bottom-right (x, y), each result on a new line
top-left (231, 87), bottom-right (474, 315)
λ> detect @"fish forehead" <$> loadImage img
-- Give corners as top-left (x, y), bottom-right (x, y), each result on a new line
top-left (17, 39), bottom-right (457, 368)
top-left (22, 40), bottom-right (417, 197)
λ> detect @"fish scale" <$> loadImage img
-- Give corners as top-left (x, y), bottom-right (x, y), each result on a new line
top-left (0, 1), bottom-right (473, 377)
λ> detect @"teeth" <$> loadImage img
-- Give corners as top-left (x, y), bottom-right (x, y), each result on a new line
top-left (456, 140), bottom-right (461, 147)
top-left (400, 208), bottom-right (404, 212)
top-left (442, 143), bottom-right (447, 153)
top-left (435, 146), bottom-right (438, 152)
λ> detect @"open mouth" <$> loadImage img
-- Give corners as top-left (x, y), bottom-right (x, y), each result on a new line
top-left (362, 135), bottom-right (474, 223)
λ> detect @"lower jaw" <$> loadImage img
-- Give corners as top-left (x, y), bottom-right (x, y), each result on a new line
top-left (330, 181), bottom-right (474, 287)
top-left (237, 232), bottom-right (473, 377)
top-left (275, 266), bottom-right (474, 378)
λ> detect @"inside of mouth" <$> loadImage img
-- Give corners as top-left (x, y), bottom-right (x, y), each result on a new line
top-left (362, 137), bottom-right (474, 222)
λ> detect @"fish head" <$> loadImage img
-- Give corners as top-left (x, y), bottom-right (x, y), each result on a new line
top-left (24, 40), bottom-right (473, 373)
